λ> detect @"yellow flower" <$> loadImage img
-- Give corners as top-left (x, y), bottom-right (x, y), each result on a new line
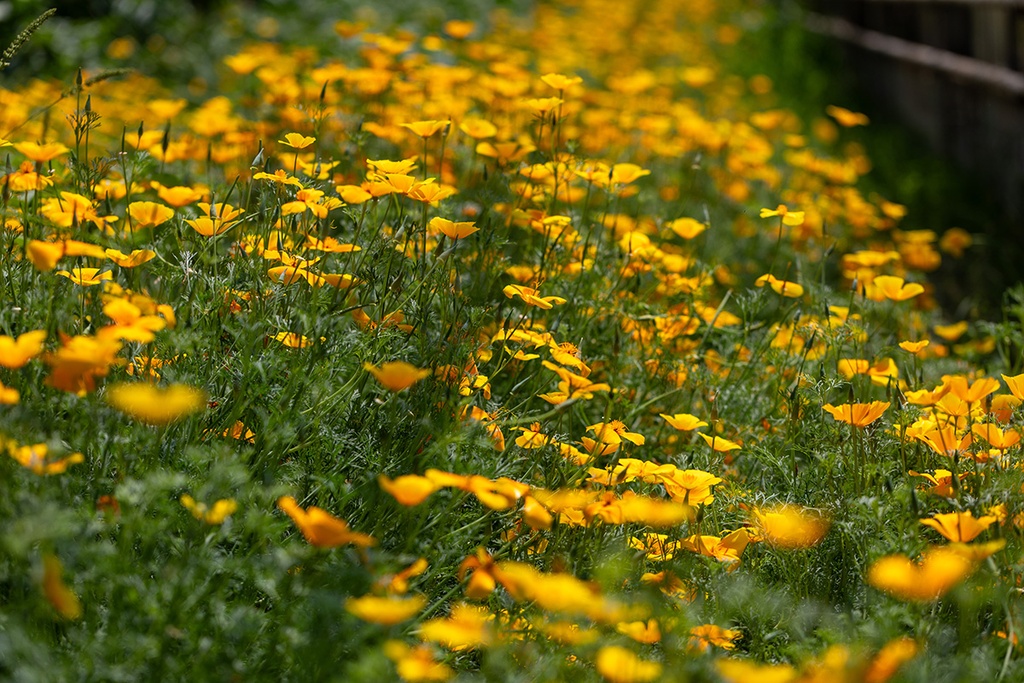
top-left (939, 227), bottom-right (972, 257)
top-left (105, 248), bottom-right (157, 268)
top-left (864, 637), bottom-right (919, 683)
top-left (688, 624), bottom-right (741, 651)
top-left (971, 422), bottom-right (1020, 450)
top-left (581, 420), bottom-right (645, 455)
top-left (429, 217), bottom-right (478, 239)
top-left (272, 332), bottom-right (315, 348)
top-left (540, 72), bottom-right (583, 90)
top-left (26, 240), bottom-right (65, 271)
top-left (699, 433), bottom-right (742, 452)
top-left (867, 546), bottom-right (976, 601)
top-left (0, 330), bottom-right (47, 369)
top-left (105, 383), bottom-right (206, 426)
top-left (755, 273), bottom-right (804, 298)
top-left (152, 183), bottom-right (205, 207)
top-left (364, 361), bottom-right (431, 392)
top-left (679, 529), bottom-right (749, 568)
top-left (418, 603), bottom-right (493, 650)
top-left (458, 117), bottom-right (497, 139)
top-left (44, 335), bottom-right (123, 395)
top-left (383, 641), bottom-right (453, 682)
top-left (14, 141), bottom-right (70, 162)
top-left (502, 284), bottom-right (567, 309)
top-left (616, 619), bottom-right (661, 644)
top-left (594, 646), bottom-right (661, 683)
top-left (346, 594), bottom-right (426, 625)
top-left (1002, 373), bottom-right (1024, 400)
top-left (514, 423), bottom-right (551, 449)
top-left (753, 504), bottom-right (830, 549)
top-left (278, 132), bottom-right (316, 149)
top-left (822, 401), bottom-right (889, 427)
top-left (659, 413), bottom-right (708, 431)
top-left (443, 19), bottom-right (475, 39)
top-left (934, 321), bottom-right (968, 342)
top-left (920, 510), bottom-right (996, 542)
top-left (180, 495), bottom-right (238, 524)
top-left (666, 217), bottom-right (707, 240)
top-left (759, 204), bottom-right (805, 226)
top-left (401, 120), bottom-right (450, 138)
top-left (899, 339), bottom-right (929, 354)
top-left (128, 201), bottom-right (175, 228)
top-left (717, 659), bottom-right (797, 683)
top-left (277, 496), bottom-right (376, 548)
top-left (8, 442), bottom-right (84, 475)
top-left (0, 380), bottom-right (19, 404)
top-left (867, 275), bottom-right (924, 302)
top-left (657, 468), bottom-right (721, 505)
top-left (908, 469), bottom-right (967, 498)
top-left (56, 267), bottom-right (113, 287)
top-left (826, 104), bottom-right (870, 127)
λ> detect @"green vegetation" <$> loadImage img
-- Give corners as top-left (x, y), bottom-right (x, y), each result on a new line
top-left (0, 2), bottom-right (1021, 681)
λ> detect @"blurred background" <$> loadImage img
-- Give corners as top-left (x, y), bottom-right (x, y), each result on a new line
top-left (1, 0), bottom-right (1017, 314)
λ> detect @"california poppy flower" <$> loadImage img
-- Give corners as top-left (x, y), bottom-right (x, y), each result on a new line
top-left (277, 496), bottom-right (375, 548)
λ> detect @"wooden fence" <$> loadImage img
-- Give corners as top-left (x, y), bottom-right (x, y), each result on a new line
top-left (806, 0), bottom-right (1024, 217)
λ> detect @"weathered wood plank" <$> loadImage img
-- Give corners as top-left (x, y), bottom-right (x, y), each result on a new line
top-left (806, 13), bottom-right (1024, 95)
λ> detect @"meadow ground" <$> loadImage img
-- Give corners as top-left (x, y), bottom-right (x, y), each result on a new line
top-left (1, 1), bottom-right (1022, 681)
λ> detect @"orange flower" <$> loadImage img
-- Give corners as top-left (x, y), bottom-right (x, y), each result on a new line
top-left (378, 474), bottom-right (440, 506)
top-left (944, 375), bottom-right (1000, 404)
top-left (826, 104), bottom-right (869, 127)
top-left (864, 637), bottom-right (919, 683)
top-left (41, 554), bottom-right (81, 619)
top-left (1002, 373), bottom-right (1024, 401)
top-left (908, 469), bottom-right (967, 498)
top-left (346, 594), bottom-right (426, 625)
top-left (277, 496), bottom-right (376, 548)
top-left (0, 330), bottom-right (47, 369)
top-left (364, 361), bottom-right (431, 392)
top-left (920, 510), bottom-right (996, 543)
top-left (26, 240), bottom-right (65, 271)
top-left (867, 546), bottom-right (977, 601)
top-left (753, 504), bottom-right (830, 549)
top-left (822, 401), bottom-right (889, 427)
top-left (44, 334), bottom-right (123, 395)
top-left (971, 423), bottom-right (1020, 450)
